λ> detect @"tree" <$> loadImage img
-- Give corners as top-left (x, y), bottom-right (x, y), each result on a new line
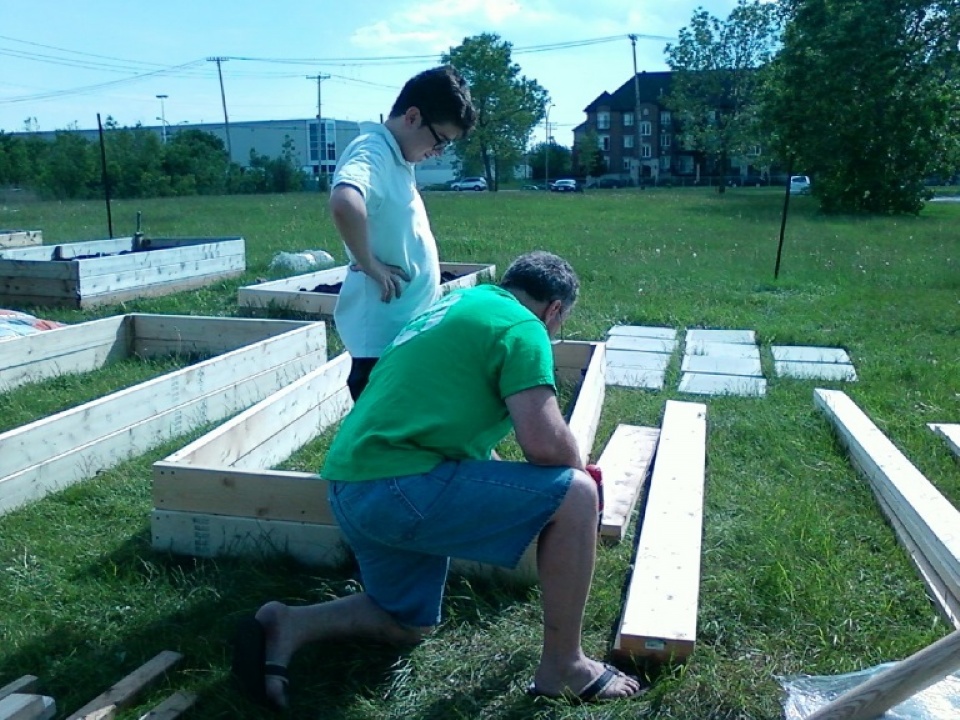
top-left (573, 130), bottom-right (606, 178)
top-left (528, 141), bottom-right (572, 182)
top-left (442, 34), bottom-right (549, 191)
top-left (766, 0), bottom-right (960, 214)
top-left (162, 129), bottom-right (231, 195)
top-left (665, 0), bottom-right (782, 193)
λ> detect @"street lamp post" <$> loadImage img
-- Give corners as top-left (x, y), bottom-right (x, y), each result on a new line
top-left (156, 94), bottom-right (168, 144)
top-left (545, 103), bottom-right (554, 189)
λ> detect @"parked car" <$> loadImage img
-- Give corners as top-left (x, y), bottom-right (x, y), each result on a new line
top-left (450, 176), bottom-right (487, 191)
top-left (789, 175), bottom-right (812, 195)
top-left (587, 176), bottom-right (629, 189)
top-left (549, 179), bottom-right (582, 193)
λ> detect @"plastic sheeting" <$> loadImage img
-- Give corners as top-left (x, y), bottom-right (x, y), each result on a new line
top-left (780, 663), bottom-right (960, 720)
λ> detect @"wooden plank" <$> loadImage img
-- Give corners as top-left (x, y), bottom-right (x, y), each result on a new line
top-left (0, 258), bottom-right (78, 279)
top-left (607, 325), bottom-right (677, 341)
top-left (161, 353), bottom-right (350, 468)
top-left (565, 342), bottom-right (606, 466)
top-left (771, 345), bottom-right (851, 364)
top-left (0, 678), bottom-right (39, 703)
top-left (606, 365), bottom-right (667, 390)
top-left (597, 425), bottom-right (660, 543)
top-left (605, 335), bottom-right (676, 353)
top-left (0, 316), bottom-right (130, 393)
top-left (131, 314), bottom-right (311, 358)
top-left (606, 349), bottom-right (671, 371)
top-left (0, 230), bottom-right (42, 249)
top-left (775, 361), bottom-right (857, 381)
top-left (681, 355), bottom-right (762, 377)
top-left (46, 237), bottom-right (139, 259)
top-left (151, 510), bottom-right (539, 585)
top-left (614, 400), bottom-right (707, 662)
top-left (684, 341), bottom-right (760, 359)
top-left (0, 694), bottom-right (55, 720)
top-left (874, 486), bottom-right (960, 629)
top-left (816, 390), bottom-right (960, 600)
top-left (74, 238), bottom-right (244, 275)
top-left (77, 268), bottom-right (245, 309)
top-left (65, 651), bottom-right (182, 720)
top-left (136, 691), bottom-right (197, 720)
top-left (153, 465), bottom-right (333, 523)
top-left (678, 373), bottom-right (767, 397)
top-left (80, 255), bottom-right (246, 296)
top-left (237, 262), bottom-right (494, 316)
top-left (685, 328), bottom-right (755, 345)
top-left (929, 423), bottom-right (960, 459)
top-left (552, 339), bottom-right (593, 384)
top-left (0, 276), bottom-right (77, 299)
top-left (151, 510), bottom-right (350, 567)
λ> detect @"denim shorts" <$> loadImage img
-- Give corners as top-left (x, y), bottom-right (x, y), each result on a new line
top-left (328, 460), bottom-right (573, 628)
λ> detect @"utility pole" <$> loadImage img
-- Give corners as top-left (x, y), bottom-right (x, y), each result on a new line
top-left (207, 57), bottom-right (233, 160)
top-left (155, 94), bottom-right (168, 144)
top-left (629, 34), bottom-right (643, 185)
top-left (306, 74), bottom-right (331, 179)
top-left (545, 103), bottom-right (554, 189)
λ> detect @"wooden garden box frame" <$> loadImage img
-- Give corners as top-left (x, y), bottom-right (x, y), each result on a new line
top-left (237, 262), bottom-right (496, 317)
top-left (0, 314), bottom-right (330, 515)
top-left (0, 235), bottom-right (246, 308)
top-left (150, 340), bottom-right (606, 584)
top-left (0, 230), bottom-right (42, 249)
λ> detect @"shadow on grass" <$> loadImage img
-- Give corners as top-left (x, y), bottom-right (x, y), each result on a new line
top-left (0, 525), bottom-right (540, 718)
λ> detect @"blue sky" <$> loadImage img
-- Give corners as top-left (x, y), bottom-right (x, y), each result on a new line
top-left (1, 1), bottom-right (747, 144)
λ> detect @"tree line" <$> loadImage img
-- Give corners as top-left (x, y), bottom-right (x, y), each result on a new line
top-left (0, 119), bottom-right (306, 200)
top-left (3, 0), bottom-right (958, 214)
top-left (448, 0), bottom-right (959, 214)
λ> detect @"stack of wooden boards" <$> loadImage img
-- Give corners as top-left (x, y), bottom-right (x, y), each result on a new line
top-left (817, 390), bottom-right (960, 628)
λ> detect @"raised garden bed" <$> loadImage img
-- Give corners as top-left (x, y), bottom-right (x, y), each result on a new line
top-left (237, 261), bottom-right (496, 317)
top-left (0, 314), bottom-right (329, 515)
top-left (0, 230), bottom-right (42, 248)
top-left (150, 340), bottom-right (606, 584)
top-left (0, 235), bottom-right (246, 308)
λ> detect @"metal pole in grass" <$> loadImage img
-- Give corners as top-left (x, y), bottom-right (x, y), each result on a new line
top-left (774, 159), bottom-right (793, 279)
top-left (96, 113), bottom-right (113, 238)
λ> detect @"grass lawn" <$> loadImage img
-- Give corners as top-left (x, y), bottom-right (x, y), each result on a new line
top-left (0, 188), bottom-right (958, 718)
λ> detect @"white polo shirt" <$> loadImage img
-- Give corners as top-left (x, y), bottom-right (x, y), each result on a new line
top-left (332, 122), bottom-right (441, 357)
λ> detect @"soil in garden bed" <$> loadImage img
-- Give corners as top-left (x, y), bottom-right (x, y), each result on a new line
top-left (300, 271), bottom-right (465, 295)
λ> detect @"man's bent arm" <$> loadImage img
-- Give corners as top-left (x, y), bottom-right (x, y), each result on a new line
top-left (329, 184), bottom-right (376, 270)
top-left (505, 385), bottom-right (585, 471)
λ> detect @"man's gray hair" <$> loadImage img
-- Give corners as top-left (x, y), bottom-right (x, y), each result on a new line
top-left (499, 251), bottom-right (579, 310)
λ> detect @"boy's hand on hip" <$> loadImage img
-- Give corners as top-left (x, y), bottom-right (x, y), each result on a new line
top-left (353, 259), bottom-right (410, 302)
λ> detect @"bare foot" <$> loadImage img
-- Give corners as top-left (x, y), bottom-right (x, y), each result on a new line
top-left (532, 657), bottom-right (644, 701)
top-left (255, 601), bottom-right (294, 709)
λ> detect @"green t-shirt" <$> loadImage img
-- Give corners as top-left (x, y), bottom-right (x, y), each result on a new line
top-left (322, 284), bottom-right (556, 481)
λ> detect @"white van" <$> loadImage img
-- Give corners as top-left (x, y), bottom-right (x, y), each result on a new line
top-left (789, 175), bottom-right (811, 195)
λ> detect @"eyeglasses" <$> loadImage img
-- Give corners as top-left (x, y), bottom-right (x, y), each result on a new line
top-left (422, 118), bottom-right (452, 152)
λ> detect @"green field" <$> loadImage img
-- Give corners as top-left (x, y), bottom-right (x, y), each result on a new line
top-left (1, 188), bottom-right (958, 718)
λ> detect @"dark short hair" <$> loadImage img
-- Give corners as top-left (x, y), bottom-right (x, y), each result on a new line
top-left (499, 251), bottom-right (579, 310)
top-left (389, 65), bottom-right (477, 136)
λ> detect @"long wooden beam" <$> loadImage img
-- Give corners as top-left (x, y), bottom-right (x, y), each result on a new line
top-left (613, 400), bottom-right (707, 662)
top-left (816, 389), bottom-right (960, 623)
top-left (597, 425), bottom-right (660, 544)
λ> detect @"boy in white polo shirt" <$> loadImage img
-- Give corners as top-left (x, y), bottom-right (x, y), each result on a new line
top-left (329, 65), bottom-right (477, 399)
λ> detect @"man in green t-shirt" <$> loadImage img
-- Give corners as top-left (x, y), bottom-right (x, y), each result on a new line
top-left (233, 251), bottom-right (644, 708)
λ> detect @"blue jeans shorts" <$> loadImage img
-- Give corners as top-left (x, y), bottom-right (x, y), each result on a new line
top-left (328, 460), bottom-right (573, 628)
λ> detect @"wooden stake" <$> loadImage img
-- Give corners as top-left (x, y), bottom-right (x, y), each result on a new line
top-left (804, 629), bottom-right (960, 720)
top-left (65, 651), bottom-right (182, 720)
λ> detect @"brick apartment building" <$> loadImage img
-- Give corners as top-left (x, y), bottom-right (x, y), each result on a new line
top-left (573, 70), bottom-right (766, 185)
